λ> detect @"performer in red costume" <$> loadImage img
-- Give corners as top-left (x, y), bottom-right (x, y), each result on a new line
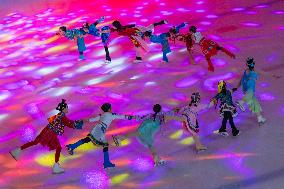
top-left (110, 20), bottom-right (166, 63)
top-left (9, 99), bottom-right (83, 174)
top-left (189, 25), bottom-right (236, 72)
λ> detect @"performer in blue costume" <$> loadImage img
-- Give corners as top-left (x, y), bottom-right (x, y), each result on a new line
top-left (119, 104), bottom-right (185, 166)
top-left (82, 16), bottom-right (112, 63)
top-left (144, 31), bottom-right (171, 63)
top-left (234, 57), bottom-right (268, 125)
top-left (144, 22), bottom-right (186, 63)
top-left (58, 26), bottom-right (86, 60)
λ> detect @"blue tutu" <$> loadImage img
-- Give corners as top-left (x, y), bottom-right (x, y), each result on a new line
top-left (137, 120), bottom-right (161, 147)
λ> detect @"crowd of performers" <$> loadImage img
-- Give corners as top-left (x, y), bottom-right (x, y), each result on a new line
top-left (9, 56), bottom-right (277, 174)
top-left (56, 17), bottom-right (236, 72)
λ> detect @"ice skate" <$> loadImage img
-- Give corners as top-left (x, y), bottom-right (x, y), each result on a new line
top-left (104, 59), bottom-right (111, 64)
top-left (103, 161), bottom-right (116, 169)
top-left (133, 59), bottom-right (143, 63)
top-left (213, 130), bottom-right (229, 137)
top-left (236, 101), bottom-right (245, 112)
top-left (66, 144), bottom-right (74, 155)
top-left (257, 116), bottom-right (266, 126)
top-left (154, 159), bottom-right (166, 167)
top-left (9, 147), bottom-right (21, 161)
top-left (196, 146), bottom-right (208, 153)
top-left (52, 163), bottom-right (65, 174)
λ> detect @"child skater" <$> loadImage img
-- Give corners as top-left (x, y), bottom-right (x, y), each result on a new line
top-left (9, 99), bottom-right (84, 174)
top-left (66, 103), bottom-right (137, 169)
top-left (57, 26), bottom-right (87, 60)
top-left (174, 92), bottom-right (209, 152)
top-left (189, 25), bottom-right (236, 72)
top-left (82, 16), bottom-right (112, 63)
top-left (233, 57), bottom-right (280, 125)
top-left (211, 80), bottom-right (242, 136)
top-left (119, 104), bottom-right (185, 166)
top-left (110, 20), bottom-right (166, 63)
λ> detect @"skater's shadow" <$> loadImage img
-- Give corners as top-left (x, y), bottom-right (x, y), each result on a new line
top-left (213, 167), bottom-right (284, 189)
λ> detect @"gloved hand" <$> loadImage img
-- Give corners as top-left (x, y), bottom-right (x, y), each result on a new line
top-left (74, 120), bottom-right (83, 129)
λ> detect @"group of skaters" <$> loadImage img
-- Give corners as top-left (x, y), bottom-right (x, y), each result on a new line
top-left (9, 56), bottom-right (275, 174)
top-left (56, 16), bottom-right (236, 72)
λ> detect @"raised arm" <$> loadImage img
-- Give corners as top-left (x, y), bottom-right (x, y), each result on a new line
top-left (88, 115), bottom-right (101, 122)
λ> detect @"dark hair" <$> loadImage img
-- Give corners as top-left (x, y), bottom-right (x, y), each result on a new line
top-left (83, 22), bottom-right (90, 29)
top-left (144, 31), bottom-right (152, 37)
top-left (190, 92), bottom-right (200, 106)
top-left (59, 26), bottom-right (67, 32)
top-left (169, 27), bottom-right (177, 34)
top-left (112, 20), bottom-right (122, 29)
top-left (153, 104), bottom-right (162, 121)
top-left (246, 57), bottom-right (255, 71)
top-left (56, 99), bottom-right (68, 112)
top-left (101, 103), bottom-right (111, 112)
top-left (189, 25), bottom-right (197, 33)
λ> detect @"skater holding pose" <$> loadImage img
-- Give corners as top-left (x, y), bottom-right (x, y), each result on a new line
top-left (9, 99), bottom-right (84, 174)
top-left (82, 16), bottom-right (112, 63)
top-left (66, 103), bottom-right (136, 169)
top-left (119, 104), bottom-right (185, 166)
top-left (57, 26), bottom-right (87, 60)
top-left (175, 92), bottom-right (208, 152)
top-left (189, 25), bottom-right (236, 72)
top-left (211, 80), bottom-right (242, 136)
top-left (233, 57), bottom-right (279, 125)
top-left (110, 20), bottom-right (166, 63)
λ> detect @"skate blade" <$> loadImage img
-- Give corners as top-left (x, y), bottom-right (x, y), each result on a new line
top-left (196, 148), bottom-right (207, 154)
top-left (9, 151), bottom-right (18, 161)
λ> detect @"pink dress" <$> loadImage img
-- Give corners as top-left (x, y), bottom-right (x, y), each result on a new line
top-left (179, 104), bottom-right (208, 133)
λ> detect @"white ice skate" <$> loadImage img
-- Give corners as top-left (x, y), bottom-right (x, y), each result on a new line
top-left (9, 147), bottom-right (21, 161)
top-left (160, 60), bottom-right (169, 64)
top-left (213, 130), bottom-right (229, 137)
top-left (236, 101), bottom-right (245, 112)
top-left (154, 159), bottom-right (166, 167)
top-left (133, 59), bottom-right (143, 63)
top-left (104, 60), bottom-right (111, 64)
top-left (196, 146), bottom-right (208, 154)
top-left (257, 116), bottom-right (266, 126)
top-left (52, 163), bottom-right (65, 174)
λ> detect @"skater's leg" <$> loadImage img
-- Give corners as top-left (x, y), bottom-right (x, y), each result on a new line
top-left (205, 56), bottom-right (214, 72)
top-left (188, 50), bottom-right (196, 65)
top-left (55, 146), bottom-right (62, 163)
top-left (219, 46), bottom-right (235, 59)
top-left (220, 112), bottom-right (229, 132)
top-left (228, 113), bottom-right (239, 136)
top-left (66, 137), bottom-right (91, 155)
top-left (191, 132), bottom-right (207, 150)
top-left (162, 51), bottom-right (169, 63)
top-left (53, 146), bottom-right (64, 174)
top-left (104, 45), bottom-right (111, 61)
top-left (79, 51), bottom-right (84, 60)
top-left (20, 140), bottom-right (39, 150)
top-left (10, 140), bottom-right (39, 160)
top-left (135, 47), bottom-right (142, 61)
top-left (103, 146), bottom-right (115, 168)
top-left (149, 145), bottom-right (160, 163)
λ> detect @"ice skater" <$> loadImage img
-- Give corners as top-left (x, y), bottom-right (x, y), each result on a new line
top-left (189, 25), bottom-right (236, 72)
top-left (66, 103), bottom-right (137, 169)
top-left (211, 80), bottom-right (242, 136)
top-left (9, 99), bottom-right (84, 174)
top-left (118, 104), bottom-right (185, 166)
top-left (57, 26), bottom-right (87, 60)
top-left (82, 16), bottom-right (112, 63)
top-left (175, 92), bottom-right (209, 152)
